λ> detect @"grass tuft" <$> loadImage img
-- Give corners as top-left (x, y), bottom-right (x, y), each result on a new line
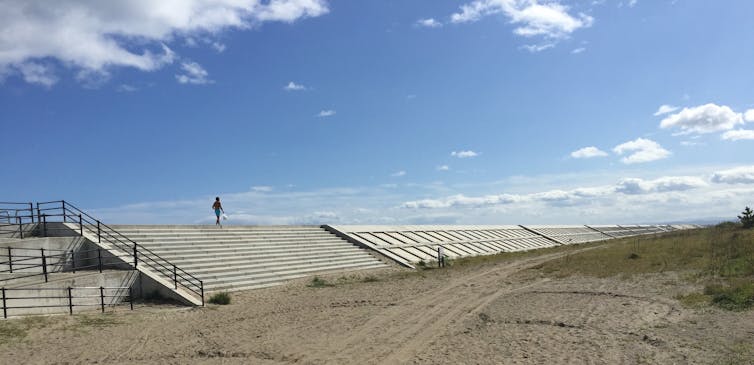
top-left (208, 292), bottom-right (231, 305)
top-left (307, 276), bottom-right (333, 288)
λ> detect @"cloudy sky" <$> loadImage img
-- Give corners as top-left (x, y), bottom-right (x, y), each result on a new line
top-left (1, 0), bottom-right (753, 225)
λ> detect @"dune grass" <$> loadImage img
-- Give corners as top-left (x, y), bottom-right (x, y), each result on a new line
top-left (536, 224), bottom-right (754, 310)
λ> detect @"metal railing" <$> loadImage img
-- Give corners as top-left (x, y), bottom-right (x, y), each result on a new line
top-left (0, 246), bottom-right (134, 284)
top-left (0, 286), bottom-right (133, 318)
top-left (1, 200), bottom-right (203, 306)
top-left (0, 202), bottom-right (35, 238)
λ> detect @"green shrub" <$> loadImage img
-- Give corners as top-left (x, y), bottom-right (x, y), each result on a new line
top-left (307, 276), bottom-right (333, 288)
top-left (208, 292), bottom-right (231, 305)
top-left (704, 281), bottom-right (754, 311)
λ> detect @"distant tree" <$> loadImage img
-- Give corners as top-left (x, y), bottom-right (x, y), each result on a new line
top-left (738, 206), bottom-right (754, 229)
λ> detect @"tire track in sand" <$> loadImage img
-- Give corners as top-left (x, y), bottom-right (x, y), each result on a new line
top-left (298, 248), bottom-right (600, 364)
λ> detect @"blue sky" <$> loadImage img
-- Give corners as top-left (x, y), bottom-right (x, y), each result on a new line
top-left (1, 0), bottom-right (753, 225)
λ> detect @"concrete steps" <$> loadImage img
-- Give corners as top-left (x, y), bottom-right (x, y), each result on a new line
top-left (110, 225), bottom-right (387, 293)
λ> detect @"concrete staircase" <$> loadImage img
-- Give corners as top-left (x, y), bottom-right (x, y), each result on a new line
top-left (109, 225), bottom-right (387, 293)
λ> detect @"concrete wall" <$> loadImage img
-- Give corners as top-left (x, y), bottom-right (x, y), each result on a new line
top-left (2, 271), bottom-right (138, 317)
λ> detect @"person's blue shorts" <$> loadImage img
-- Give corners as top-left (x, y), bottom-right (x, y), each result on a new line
top-left (215, 209), bottom-right (221, 217)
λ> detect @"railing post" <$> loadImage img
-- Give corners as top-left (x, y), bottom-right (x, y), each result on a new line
top-left (62, 201), bottom-right (66, 223)
top-left (129, 287), bottom-right (134, 311)
top-left (29, 203), bottom-right (34, 223)
top-left (1, 287), bottom-right (6, 319)
top-left (67, 287), bottom-right (73, 315)
top-left (133, 244), bottom-right (138, 268)
top-left (7, 247), bottom-right (12, 274)
top-left (97, 248), bottom-right (102, 273)
top-left (173, 265), bottom-right (177, 289)
top-left (42, 214), bottom-right (47, 237)
top-left (70, 250), bottom-right (76, 273)
top-left (79, 214), bottom-right (83, 236)
top-left (200, 281), bottom-right (205, 307)
top-left (36, 203), bottom-right (40, 223)
top-left (97, 221), bottom-right (101, 243)
top-left (17, 217), bottom-right (23, 239)
top-left (41, 248), bottom-right (48, 283)
top-left (100, 287), bottom-right (105, 313)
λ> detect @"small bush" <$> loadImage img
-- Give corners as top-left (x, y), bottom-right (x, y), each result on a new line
top-left (208, 292), bottom-right (231, 305)
top-left (704, 281), bottom-right (754, 311)
top-left (627, 253), bottom-right (640, 260)
top-left (715, 221), bottom-right (740, 230)
top-left (307, 276), bottom-right (333, 288)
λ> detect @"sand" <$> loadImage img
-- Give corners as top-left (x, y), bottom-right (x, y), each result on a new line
top-left (1, 248), bottom-right (752, 365)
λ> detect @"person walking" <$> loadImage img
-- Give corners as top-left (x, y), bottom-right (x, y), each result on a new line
top-left (212, 197), bottom-right (224, 226)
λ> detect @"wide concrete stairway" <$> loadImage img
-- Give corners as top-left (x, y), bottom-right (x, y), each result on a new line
top-left (110, 225), bottom-right (387, 293)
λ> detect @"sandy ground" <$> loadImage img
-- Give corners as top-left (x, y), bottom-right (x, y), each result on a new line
top-left (1, 249), bottom-right (753, 365)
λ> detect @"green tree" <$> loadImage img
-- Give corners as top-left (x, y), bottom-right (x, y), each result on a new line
top-left (738, 206), bottom-right (754, 229)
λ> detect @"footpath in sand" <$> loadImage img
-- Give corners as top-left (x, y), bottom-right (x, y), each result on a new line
top-left (1, 246), bottom-right (752, 365)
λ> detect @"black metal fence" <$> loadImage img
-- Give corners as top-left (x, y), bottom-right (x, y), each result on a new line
top-left (0, 202), bottom-right (35, 238)
top-left (1, 200), bottom-right (204, 306)
top-left (0, 286), bottom-right (133, 318)
top-left (0, 246), bottom-right (132, 284)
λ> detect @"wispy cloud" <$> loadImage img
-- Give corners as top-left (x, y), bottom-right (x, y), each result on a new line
top-left (451, 150), bottom-right (479, 158)
top-left (391, 170), bottom-right (407, 177)
top-left (571, 47), bottom-right (586, 54)
top-left (175, 61), bottom-right (212, 85)
top-left (416, 18), bottom-right (442, 28)
top-left (450, 0), bottom-right (593, 40)
top-left (437, 165), bottom-right (450, 171)
top-left (570, 146), bottom-right (608, 159)
top-left (613, 138), bottom-right (670, 164)
top-left (317, 109), bottom-right (336, 117)
top-left (653, 104), bottom-right (679, 116)
top-left (251, 186), bottom-right (273, 192)
top-left (521, 43), bottom-right (555, 53)
top-left (284, 81), bottom-right (306, 91)
top-left (722, 129), bottom-right (754, 141)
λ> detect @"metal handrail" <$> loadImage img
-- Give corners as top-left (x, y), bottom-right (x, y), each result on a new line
top-left (1, 286), bottom-right (134, 318)
top-left (33, 201), bottom-right (203, 304)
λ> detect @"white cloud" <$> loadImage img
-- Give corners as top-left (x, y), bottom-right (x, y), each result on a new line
top-left (417, 18), bottom-right (442, 28)
top-left (744, 109), bottom-right (754, 122)
top-left (659, 103), bottom-right (743, 134)
top-left (391, 171), bottom-right (407, 177)
top-left (521, 43), bottom-right (555, 52)
top-left (451, 150), bottom-right (479, 158)
top-left (613, 138), bottom-right (670, 164)
top-left (402, 193), bottom-right (523, 209)
top-left (251, 186), bottom-right (273, 192)
top-left (16, 62), bottom-right (58, 87)
top-left (437, 165), bottom-right (450, 171)
top-left (571, 47), bottom-right (586, 54)
top-left (403, 175), bottom-right (707, 210)
top-left (116, 84), bottom-right (138, 92)
top-left (722, 129), bottom-right (754, 141)
top-left (653, 104), bottom-right (679, 116)
top-left (628, 0), bottom-right (638, 7)
top-left (175, 61), bottom-right (212, 85)
top-left (317, 109), bottom-right (336, 117)
top-left (615, 176), bottom-right (707, 195)
top-left (284, 81), bottom-right (306, 91)
top-left (211, 42), bottom-right (226, 53)
top-left (570, 146), bottom-right (607, 159)
top-left (711, 166), bottom-right (754, 184)
top-left (0, 0), bottom-right (329, 85)
top-left (450, 0), bottom-right (593, 39)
